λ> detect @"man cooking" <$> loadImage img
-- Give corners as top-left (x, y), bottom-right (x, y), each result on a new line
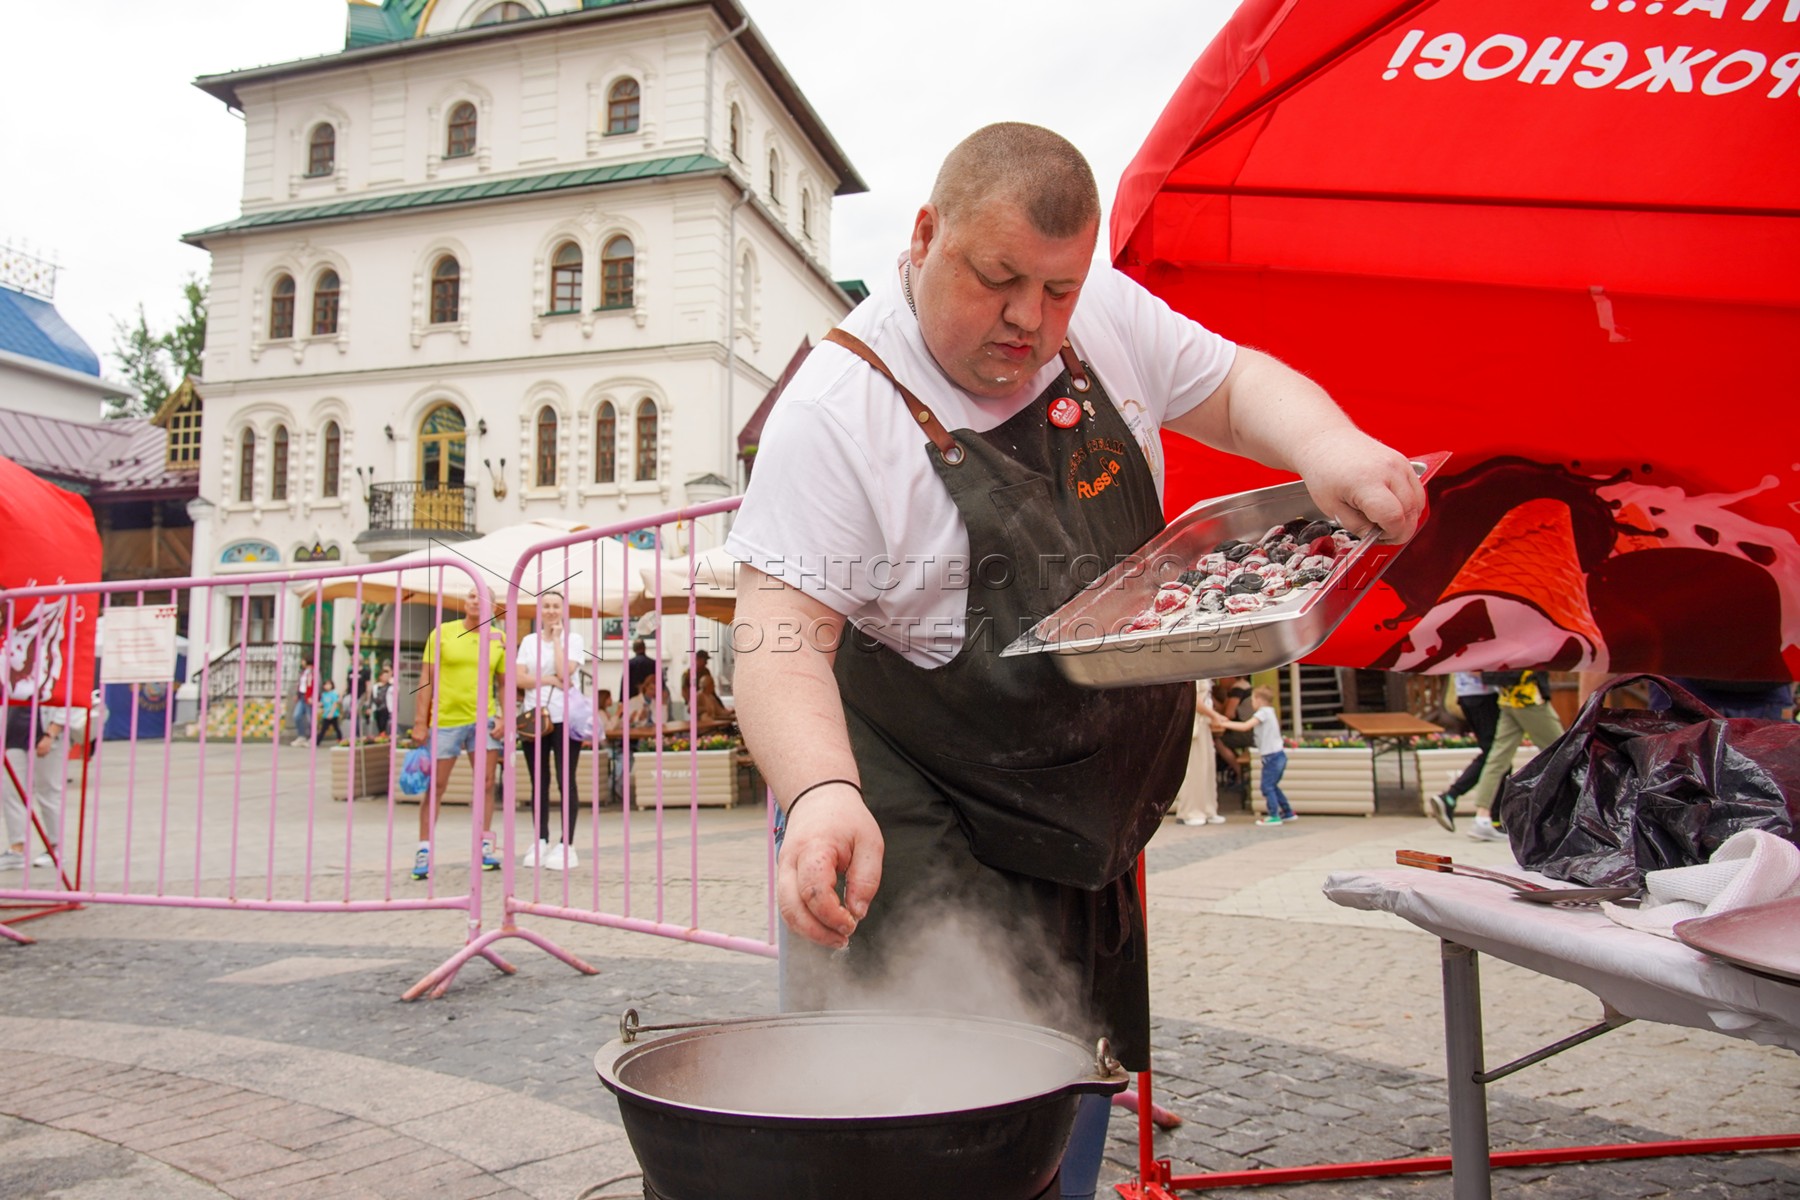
top-left (727, 123), bottom-right (1422, 1198)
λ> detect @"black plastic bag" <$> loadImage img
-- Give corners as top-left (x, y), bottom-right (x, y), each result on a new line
top-left (1503, 674), bottom-right (1800, 887)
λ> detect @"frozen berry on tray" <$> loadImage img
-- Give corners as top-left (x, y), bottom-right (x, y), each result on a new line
top-left (1225, 573), bottom-right (1266, 595)
top-left (1297, 520), bottom-right (1337, 543)
top-left (1223, 593), bottom-right (1265, 614)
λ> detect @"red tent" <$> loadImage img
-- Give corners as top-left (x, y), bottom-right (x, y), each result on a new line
top-left (1114, 0), bottom-right (1800, 680)
top-left (1, 454), bottom-right (99, 717)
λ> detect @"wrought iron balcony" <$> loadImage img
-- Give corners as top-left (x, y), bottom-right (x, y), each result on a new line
top-left (360, 482), bottom-right (478, 541)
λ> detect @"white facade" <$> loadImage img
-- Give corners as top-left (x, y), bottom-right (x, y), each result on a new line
top-left (0, 349), bottom-right (119, 422)
top-left (184, 0), bottom-right (861, 678)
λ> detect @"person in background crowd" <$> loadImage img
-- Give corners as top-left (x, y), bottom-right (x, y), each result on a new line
top-left (1213, 674), bottom-right (1254, 782)
top-left (516, 589), bottom-right (586, 871)
top-left (1465, 669), bottom-right (1564, 843)
top-left (409, 588), bottom-right (507, 880)
top-left (1, 703), bottom-right (67, 874)
top-left (628, 638), bottom-right (657, 702)
top-left (1173, 679), bottom-right (1228, 826)
top-left (1428, 671), bottom-right (1498, 832)
top-left (682, 649), bottom-right (736, 727)
top-left (291, 652), bottom-right (316, 747)
top-left (372, 664), bottom-right (395, 737)
top-left (316, 677), bottom-right (344, 744)
top-left (1218, 686), bottom-right (1292, 826)
top-left (1667, 677), bottom-right (1795, 721)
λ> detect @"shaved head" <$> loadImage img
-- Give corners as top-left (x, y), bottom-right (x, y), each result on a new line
top-left (929, 122), bottom-right (1099, 240)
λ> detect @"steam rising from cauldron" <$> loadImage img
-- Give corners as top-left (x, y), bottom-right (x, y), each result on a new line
top-left (792, 872), bottom-right (1099, 1051)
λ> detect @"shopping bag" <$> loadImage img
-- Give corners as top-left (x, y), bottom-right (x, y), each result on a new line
top-left (398, 747), bottom-right (431, 798)
top-left (1503, 674), bottom-right (1800, 887)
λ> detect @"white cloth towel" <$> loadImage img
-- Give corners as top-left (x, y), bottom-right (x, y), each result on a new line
top-left (1603, 830), bottom-right (1800, 939)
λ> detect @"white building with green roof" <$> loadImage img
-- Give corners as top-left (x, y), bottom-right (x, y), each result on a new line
top-left (182, 0), bottom-right (863, 692)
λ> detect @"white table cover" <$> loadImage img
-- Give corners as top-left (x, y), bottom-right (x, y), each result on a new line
top-left (1324, 869), bottom-right (1800, 1053)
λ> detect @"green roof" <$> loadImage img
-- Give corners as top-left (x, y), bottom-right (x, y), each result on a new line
top-left (183, 154), bottom-right (726, 244)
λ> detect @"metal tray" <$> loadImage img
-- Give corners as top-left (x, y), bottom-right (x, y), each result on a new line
top-left (999, 454), bottom-right (1447, 688)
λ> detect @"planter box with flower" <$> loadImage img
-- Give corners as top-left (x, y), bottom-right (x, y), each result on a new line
top-left (330, 737), bottom-right (397, 802)
top-left (1413, 733), bottom-right (1537, 798)
top-left (631, 733), bottom-right (741, 809)
top-left (1249, 733), bottom-right (1375, 817)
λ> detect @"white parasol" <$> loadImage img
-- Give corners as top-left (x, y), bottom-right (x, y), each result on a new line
top-left (299, 520), bottom-right (647, 618)
top-left (634, 545), bottom-right (741, 622)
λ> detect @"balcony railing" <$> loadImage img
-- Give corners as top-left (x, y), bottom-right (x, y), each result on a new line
top-left (365, 482), bottom-right (478, 537)
top-left (205, 641), bottom-right (332, 702)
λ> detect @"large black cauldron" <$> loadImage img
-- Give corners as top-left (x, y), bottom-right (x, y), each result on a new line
top-left (594, 1010), bottom-right (1127, 1200)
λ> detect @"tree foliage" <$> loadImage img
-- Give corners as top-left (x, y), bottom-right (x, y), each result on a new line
top-left (106, 276), bottom-right (207, 420)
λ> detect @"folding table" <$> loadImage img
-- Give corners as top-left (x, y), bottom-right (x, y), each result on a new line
top-left (1324, 868), bottom-right (1800, 1199)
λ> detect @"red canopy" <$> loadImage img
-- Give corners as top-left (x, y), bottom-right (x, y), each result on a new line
top-left (1114, 0), bottom-right (1800, 681)
top-left (1, 454), bottom-right (99, 714)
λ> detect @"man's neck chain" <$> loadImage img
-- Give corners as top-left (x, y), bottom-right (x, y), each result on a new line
top-left (902, 260), bottom-right (918, 318)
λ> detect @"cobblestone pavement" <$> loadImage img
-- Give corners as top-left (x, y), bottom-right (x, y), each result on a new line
top-left (0, 747), bottom-right (1795, 1197)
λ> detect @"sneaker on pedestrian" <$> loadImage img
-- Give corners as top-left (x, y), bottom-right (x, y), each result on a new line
top-left (520, 839), bottom-right (547, 867)
top-left (1206, 814), bottom-right (1227, 824)
top-left (31, 852), bottom-right (53, 868)
top-left (1256, 816), bottom-right (1285, 827)
top-left (1282, 812), bottom-right (1299, 822)
top-left (480, 839), bottom-right (502, 871)
top-left (1177, 816), bottom-right (1206, 826)
top-left (1427, 793), bottom-right (1456, 833)
top-left (0, 850), bottom-right (23, 871)
top-left (411, 848), bottom-right (431, 880)
top-left (1467, 819), bottom-right (1505, 843)
top-left (290, 737), bottom-right (310, 748)
top-left (542, 842), bottom-right (578, 870)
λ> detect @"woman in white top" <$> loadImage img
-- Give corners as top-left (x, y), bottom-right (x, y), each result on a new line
top-left (515, 590), bottom-right (587, 869)
top-left (1173, 679), bottom-right (1228, 825)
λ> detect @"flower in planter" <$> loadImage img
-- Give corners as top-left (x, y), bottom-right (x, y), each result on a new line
top-left (1285, 734), bottom-right (1369, 750)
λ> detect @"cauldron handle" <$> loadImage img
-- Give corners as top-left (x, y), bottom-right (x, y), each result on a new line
top-left (618, 1009), bottom-right (795, 1044)
top-left (1094, 1038), bottom-right (1123, 1080)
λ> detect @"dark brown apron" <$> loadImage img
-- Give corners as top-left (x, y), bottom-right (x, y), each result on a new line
top-left (783, 328), bottom-right (1192, 1070)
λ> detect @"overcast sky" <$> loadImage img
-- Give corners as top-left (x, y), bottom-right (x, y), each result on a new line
top-left (1, 0), bottom-right (1236, 381)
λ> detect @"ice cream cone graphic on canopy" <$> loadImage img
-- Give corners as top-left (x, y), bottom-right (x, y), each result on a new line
top-left (1438, 497), bottom-right (1604, 660)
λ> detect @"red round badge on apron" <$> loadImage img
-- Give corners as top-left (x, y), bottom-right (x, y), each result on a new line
top-left (1047, 396), bottom-right (1082, 429)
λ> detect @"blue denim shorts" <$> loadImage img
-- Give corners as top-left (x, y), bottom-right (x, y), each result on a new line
top-left (433, 721), bottom-right (503, 760)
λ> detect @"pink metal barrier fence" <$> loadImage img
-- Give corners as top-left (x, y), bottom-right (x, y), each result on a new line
top-left (2, 503), bottom-right (777, 999)
top-left (412, 499), bottom-right (779, 997)
top-left (0, 559), bottom-right (514, 996)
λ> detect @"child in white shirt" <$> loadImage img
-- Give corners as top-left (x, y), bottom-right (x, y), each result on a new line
top-left (1218, 686), bottom-right (1294, 825)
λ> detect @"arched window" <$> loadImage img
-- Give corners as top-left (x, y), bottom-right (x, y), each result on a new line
top-left (801, 189), bottom-right (812, 239)
top-left (473, 1), bottom-right (531, 25)
top-left (270, 275), bottom-right (296, 339)
top-left (728, 103), bottom-right (742, 162)
top-left (417, 404), bottom-right (468, 494)
top-left (271, 425), bottom-right (290, 501)
top-left (767, 149), bottom-right (780, 203)
top-left (601, 235), bottom-right (634, 309)
top-left (634, 399), bottom-right (658, 482)
top-left (321, 420), bottom-right (341, 498)
top-left (307, 124), bottom-right (335, 177)
top-left (550, 241), bottom-right (582, 313)
top-left (535, 406), bottom-right (559, 488)
top-left (312, 270), bottom-right (340, 336)
top-left (237, 429), bottom-right (256, 503)
top-left (446, 101), bottom-right (477, 159)
top-left (607, 78), bottom-right (640, 135)
top-left (430, 256), bottom-right (460, 324)
top-left (594, 401), bottom-right (617, 484)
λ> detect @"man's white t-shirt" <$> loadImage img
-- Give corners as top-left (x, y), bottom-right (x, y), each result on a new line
top-left (515, 630), bottom-right (587, 723)
top-left (726, 258), bottom-right (1236, 668)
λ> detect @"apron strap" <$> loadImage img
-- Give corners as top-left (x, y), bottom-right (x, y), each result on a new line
top-left (824, 328), bottom-right (966, 466)
top-left (1057, 340), bottom-right (1091, 393)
